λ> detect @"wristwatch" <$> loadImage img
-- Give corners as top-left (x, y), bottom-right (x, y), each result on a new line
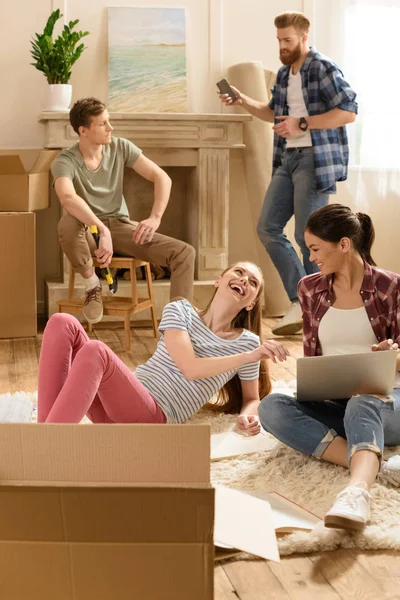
top-left (299, 117), bottom-right (309, 132)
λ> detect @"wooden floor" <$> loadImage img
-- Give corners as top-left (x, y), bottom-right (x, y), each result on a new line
top-left (1, 316), bottom-right (399, 600)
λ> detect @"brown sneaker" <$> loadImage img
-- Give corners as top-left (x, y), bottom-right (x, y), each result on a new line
top-left (82, 284), bottom-right (103, 324)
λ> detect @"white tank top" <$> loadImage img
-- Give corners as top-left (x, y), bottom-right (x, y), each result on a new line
top-left (319, 306), bottom-right (377, 356)
top-left (319, 306), bottom-right (400, 388)
top-left (286, 70), bottom-right (312, 148)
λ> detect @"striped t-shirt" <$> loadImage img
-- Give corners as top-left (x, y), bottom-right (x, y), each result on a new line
top-left (134, 299), bottom-right (261, 423)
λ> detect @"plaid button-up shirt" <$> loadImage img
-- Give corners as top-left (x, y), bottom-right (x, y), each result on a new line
top-left (269, 47), bottom-right (358, 194)
top-left (298, 263), bottom-right (400, 357)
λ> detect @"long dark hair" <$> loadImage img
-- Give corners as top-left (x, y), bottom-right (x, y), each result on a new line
top-left (306, 204), bottom-right (376, 266)
top-left (199, 262), bottom-right (271, 414)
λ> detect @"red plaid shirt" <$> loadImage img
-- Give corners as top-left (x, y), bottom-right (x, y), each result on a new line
top-left (298, 262), bottom-right (400, 357)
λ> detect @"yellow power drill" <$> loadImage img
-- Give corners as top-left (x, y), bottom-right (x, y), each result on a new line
top-left (90, 225), bottom-right (118, 294)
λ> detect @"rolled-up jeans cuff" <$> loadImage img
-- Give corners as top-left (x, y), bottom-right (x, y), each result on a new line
top-left (313, 429), bottom-right (338, 459)
top-left (349, 443), bottom-right (383, 469)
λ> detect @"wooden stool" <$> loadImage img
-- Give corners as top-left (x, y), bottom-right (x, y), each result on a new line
top-left (57, 257), bottom-right (158, 351)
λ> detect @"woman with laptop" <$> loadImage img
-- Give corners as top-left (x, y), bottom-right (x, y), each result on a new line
top-left (259, 204), bottom-right (400, 531)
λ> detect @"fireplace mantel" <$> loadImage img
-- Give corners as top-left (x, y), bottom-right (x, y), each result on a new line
top-left (40, 111), bottom-right (251, 150)
top-left (40, 111), bottom-right (251, 280)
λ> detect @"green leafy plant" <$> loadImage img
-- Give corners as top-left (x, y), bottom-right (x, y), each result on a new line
top-left (30, 9), bottom-right (89, 84)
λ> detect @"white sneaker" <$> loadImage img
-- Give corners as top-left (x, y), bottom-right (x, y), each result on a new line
top-left (324, 486), bottom-right (371, 531)
top-left (379, 455), bottom-right (400, 487)
top-left (271, 301), bottom-right (303, 336)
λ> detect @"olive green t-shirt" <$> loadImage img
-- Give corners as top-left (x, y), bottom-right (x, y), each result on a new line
top-left (51, 137), bottom-right (142, 219)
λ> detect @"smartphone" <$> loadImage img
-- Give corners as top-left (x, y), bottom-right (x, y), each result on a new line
top-left (216, 78), bottom-right (237, 101)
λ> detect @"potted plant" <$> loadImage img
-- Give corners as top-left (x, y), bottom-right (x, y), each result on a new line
top-left (30, 9), bottom-right (89, 111)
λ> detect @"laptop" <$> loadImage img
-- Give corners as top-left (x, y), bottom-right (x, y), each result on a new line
top-left (296, 350), bottom-right (397, 401)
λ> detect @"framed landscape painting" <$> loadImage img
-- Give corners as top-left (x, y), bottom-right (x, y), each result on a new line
top-left (108, 7), bottom-right (187, 112)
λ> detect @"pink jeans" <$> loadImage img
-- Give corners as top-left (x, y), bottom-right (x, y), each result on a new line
top-left (38, 313), bottom-right (167, 424)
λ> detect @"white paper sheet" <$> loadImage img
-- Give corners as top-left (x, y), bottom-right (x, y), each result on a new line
top-left (214, 485), bottom-right (280, 562)
top-left (211, 430), bottom-right (276, 460)
top-left (247, 491), bottom-right (322, 532)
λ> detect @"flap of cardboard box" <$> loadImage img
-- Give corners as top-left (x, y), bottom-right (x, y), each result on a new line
top-left (0, 150), bottom-right (59, 174)
top-left (0, 486), bottom-right (214, 543)
top-left (0, 423), bottom-right (211, 487)
top-left (30, 150), bottom-right (59, 174)
top-left (0, 155), bottom-right (26, 174)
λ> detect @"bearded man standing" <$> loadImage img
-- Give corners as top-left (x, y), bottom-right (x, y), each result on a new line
top-left (220, 11), bottom-right (357, 335)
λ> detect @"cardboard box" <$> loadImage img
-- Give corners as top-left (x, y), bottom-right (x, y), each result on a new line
top-left (0, 212), bottom-right (36, 338)
top-left (0, 149), bottom-right (58, 211)
top-left (0, 423), bottom-right (214, 600)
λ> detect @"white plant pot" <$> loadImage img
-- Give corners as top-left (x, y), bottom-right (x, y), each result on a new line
top-left (45, 84), bottom-right (72, 111)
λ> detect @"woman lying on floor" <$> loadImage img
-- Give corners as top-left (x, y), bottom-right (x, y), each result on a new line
top-left (38, 262), bottom-right (289, 434)
top-left (259, 204), bottom-right (400, 531)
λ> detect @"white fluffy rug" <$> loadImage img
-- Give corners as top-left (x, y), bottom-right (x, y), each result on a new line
top-left (188, 408), bottom-right (400, 557)
top-left (2, 389), bottom-right (400, 557)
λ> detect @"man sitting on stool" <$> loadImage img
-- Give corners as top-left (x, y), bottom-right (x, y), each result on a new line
top-left (52, 97), bottom-right (195, 324)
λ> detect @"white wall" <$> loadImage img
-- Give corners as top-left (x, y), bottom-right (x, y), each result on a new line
top-left (222, 0), bottom-right (302, 75)
top-left (1, 0), bottom-right (53, 148)
top-left (313, 0), bottom-right (400, 274)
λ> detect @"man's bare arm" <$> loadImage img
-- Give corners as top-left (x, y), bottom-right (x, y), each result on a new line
top-left (54, 177), bottom-right (113, 267)
top-left (307, 107), bottom-right (356, 129)
top-left (240, 94), bottom-right (275, 123)
top-left (273, 108), bottom-right (356, 138)
top-left (55, 177), bottom-right (106, 232)
top-left (219, 84), bottom-right (274, 123)
top-left (132, 154), bottom-right (171, 220)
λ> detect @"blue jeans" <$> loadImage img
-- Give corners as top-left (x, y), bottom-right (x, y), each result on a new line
top-left (258, 390), bottom-right (400, 465)
top-left (257, 148), bottom-right (328, 302)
